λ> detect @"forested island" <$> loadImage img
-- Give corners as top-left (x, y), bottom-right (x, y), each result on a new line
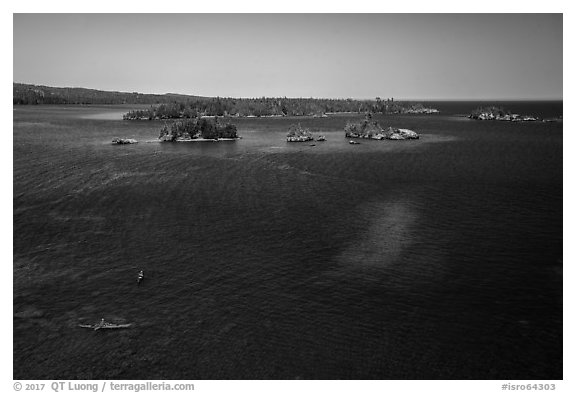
top-left (158, 117), bottom-right (239, 142)
top-left (345, 114), bottom-right (420, 140)
top-left (469, 106), bottom-right (538, 121)
top-left (123, 98), bottom-right (439, 119)
top-left (286, 124), bottom-right (314, 142)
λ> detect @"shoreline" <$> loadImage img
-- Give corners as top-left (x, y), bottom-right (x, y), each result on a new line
top-left (168, 137), bottom-right (239, 142)
top-left (124, 112), bottom-right (442, 121)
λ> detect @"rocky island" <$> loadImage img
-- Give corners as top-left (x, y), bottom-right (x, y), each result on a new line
top-left (344, 114), bottom-right (419, 140)
top-left (469, 106), bottom-right (538, 122)
top-left (286, 124), bottom-right (315, 142)
top-left (159, 117), bottom-right (239, 142)
top-left (112, 137), bottom-right (138, 145)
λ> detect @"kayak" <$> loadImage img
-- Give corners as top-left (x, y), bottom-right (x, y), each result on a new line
top-left (79, 320), bottom-right (132, 330)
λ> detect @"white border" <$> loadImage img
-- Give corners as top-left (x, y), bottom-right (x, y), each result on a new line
top-left (5, 3), bottom-right (572, 392)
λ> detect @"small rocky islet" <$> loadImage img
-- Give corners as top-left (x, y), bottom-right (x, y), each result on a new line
top-left (286, 124), bottom-right (327, 142)
top-left (468, 106), bottom-right (538, 122)
top-left (111, 137), bottom-right (138, 145)
top-left (286, 114), bottom-right (420, 143)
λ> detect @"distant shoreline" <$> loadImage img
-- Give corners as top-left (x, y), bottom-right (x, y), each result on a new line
top-left (170, 137), bottom-right (239, 142)
top-left (12, 100), bottom-right (564, 120)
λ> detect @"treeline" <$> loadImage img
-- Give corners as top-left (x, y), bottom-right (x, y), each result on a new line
top-left (124, 103), bottom-right (197, 120)
top-left (124, 97), bottom-right (438, 119)
top-left (159, 117), bottom-right (238, 141)
top-left (13, 83), bottom-right (204, 105)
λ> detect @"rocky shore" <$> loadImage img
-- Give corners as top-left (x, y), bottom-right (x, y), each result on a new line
top-left (163, 137), bottom-right (239, 142)
top-left (470, 112), bottom-right (538, 122)
top-left (402, 107), bottom-right (440, 114)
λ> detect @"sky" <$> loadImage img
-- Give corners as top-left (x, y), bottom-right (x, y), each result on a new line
top-left (13, 13), bottom-right (563, 100)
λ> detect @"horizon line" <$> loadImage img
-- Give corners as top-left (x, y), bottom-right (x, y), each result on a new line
top-left (13, 81), bottom-right (563, 102)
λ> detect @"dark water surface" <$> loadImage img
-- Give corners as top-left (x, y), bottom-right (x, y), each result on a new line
top-left (13, 103), bottom-right (562, 379)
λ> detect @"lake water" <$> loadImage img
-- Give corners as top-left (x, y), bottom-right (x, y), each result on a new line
top-left (13, 102), bottom-right (563, 379)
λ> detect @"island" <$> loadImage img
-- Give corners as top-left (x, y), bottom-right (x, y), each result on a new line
top-left (112, 137), bottom-right (138, 145)
top-left (390, 101), bottom-right (439, 114)
top-left (286, 124), bottom-right (315, 142)
top-left (469, 106), bottom-right (538, 122)
top-left (159, 117), bottom-right (239, 142)
top-left (115, 94), bottom-right (439, 120)
top-left (344, 114), bottom-right (419, 140)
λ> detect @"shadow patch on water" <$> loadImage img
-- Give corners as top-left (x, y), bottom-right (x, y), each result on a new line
top-left (337, 199), bottom-right (417, 271)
